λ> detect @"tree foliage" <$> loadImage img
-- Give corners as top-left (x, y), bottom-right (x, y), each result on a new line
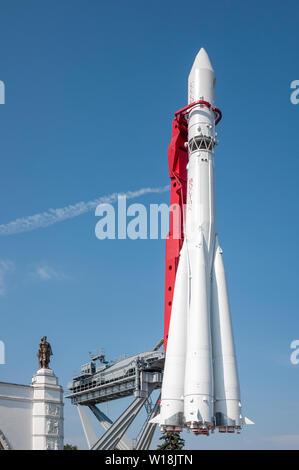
top-left (157, 432), bottom-right (185, 450)
top-left (64, 443), bottom-right (78, 450)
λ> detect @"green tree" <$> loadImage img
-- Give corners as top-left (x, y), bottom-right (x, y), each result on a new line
top-left (157, 432), bottom-right (185, 450)
top-left (64, 443), bottom-right (78, 450)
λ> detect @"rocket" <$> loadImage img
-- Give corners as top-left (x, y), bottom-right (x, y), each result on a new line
top-left (152, 48), bottom-right (253, 435)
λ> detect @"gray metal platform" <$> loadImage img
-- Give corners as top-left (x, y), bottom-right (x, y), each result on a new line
top-left (65, 344), bottom-right (165, 450)
top-left (66, 349), bottom-right (164, 405)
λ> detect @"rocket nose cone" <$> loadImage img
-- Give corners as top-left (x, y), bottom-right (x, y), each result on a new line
top-left (191, 48), bottom-right (214, 72)
top-left (188, 48), bottom-right (216, 105)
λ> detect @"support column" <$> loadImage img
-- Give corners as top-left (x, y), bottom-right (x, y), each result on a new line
top-left (31, 368), bottom-right (64, 450)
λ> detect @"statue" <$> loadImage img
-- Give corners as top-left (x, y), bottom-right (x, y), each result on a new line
top-left (37, 336), bottom-right (53, 369)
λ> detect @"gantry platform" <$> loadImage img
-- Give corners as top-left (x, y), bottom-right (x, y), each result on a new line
top-left (65, 340), bottom-right (165, 450)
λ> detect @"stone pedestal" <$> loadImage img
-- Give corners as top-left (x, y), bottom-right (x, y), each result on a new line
top-left (31, 368), bottom-right (64, 450)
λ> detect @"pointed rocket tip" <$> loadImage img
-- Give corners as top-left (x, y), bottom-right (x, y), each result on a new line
top-left (188, 47), bottom-right (216, 105)
top-left (192, 48), bottom-right (214, 72)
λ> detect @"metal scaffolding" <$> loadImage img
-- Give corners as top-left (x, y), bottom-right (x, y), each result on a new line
top-left (66, 341), bottom-right (164, 450)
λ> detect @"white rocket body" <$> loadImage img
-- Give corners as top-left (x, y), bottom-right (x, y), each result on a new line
top-left (153, 49), bottom-right (248, 435)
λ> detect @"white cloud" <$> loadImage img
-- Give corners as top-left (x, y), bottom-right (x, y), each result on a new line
top-left (0, 185), bottom-right (169, 236)
top-left (35, 266), bottom-right (70, 281)
top-left (0, 260), bottom-right (15, 296)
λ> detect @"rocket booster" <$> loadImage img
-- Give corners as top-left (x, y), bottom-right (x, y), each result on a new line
top-left (152, 49), bottom-right (252, 435)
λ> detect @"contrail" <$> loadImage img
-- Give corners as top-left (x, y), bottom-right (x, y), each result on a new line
top-left (0, 185), bottom-right (170, 236)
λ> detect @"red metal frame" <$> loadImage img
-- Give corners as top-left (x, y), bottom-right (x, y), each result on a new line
top-left (163, 101), bottom-right (222, 350)
top-left (175, 99), bottom-right (222, 125)
top-left (163, 113), bottom-right (188, 350)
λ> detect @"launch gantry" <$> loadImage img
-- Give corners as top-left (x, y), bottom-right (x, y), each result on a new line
top-left (66, 340), bottom-right (164, 450)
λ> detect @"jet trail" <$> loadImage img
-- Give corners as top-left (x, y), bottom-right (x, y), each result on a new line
top-left (0, 185), bottom-right (170, 236)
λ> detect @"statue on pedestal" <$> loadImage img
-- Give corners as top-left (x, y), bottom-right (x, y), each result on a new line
top-left (37, 336), bottom-right (53, 369)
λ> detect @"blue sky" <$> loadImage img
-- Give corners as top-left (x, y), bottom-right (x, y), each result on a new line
top-left (0, 0), bottom-right (298, 449)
